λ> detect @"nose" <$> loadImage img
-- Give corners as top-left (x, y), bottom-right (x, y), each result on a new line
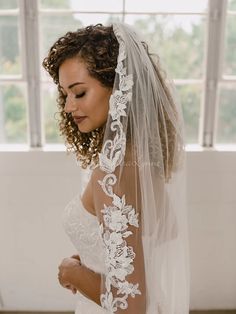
top-left (64, 94), bottom-right (77, 113)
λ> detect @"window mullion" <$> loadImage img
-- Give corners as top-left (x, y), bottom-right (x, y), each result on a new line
top-left (200, 0), bottom-right (227, 147)
top-left (122, 0), bottom-right (125, 22)
top-left (20, 0), bottom-right (42, 147)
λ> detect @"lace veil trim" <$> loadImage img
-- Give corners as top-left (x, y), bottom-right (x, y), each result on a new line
top-left (98, 24), bottom-right (141, 312)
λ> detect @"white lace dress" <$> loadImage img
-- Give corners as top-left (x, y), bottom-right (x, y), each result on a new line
top-left (62, 181), bottom-right (108, 314)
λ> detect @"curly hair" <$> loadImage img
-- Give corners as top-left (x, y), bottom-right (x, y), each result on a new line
top-left (42, 24), bottom-right (119, 169)
top-left (42, 23), bottom-right (180, 180)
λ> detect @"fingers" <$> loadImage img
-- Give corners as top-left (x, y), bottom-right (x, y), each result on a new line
top-left (70, 254), bottom-right (82, 266)
top-left (57, 272), bottom-right (63, 286)
top-left (59, 256), bottom-right (81, 267)
top-left (71, 254), bottom-right (81, 261)
top-left (58, 274), bottom-right (77, 294)
top-left (65, 284), bottom-right (77, 294)
top-left (57, 255), bottom-right (81, 293)
top-left (57, 268), bottom-right (68, 286)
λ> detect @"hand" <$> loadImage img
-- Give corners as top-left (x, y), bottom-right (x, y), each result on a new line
top-left (70, 254), bottom-right (81, 262)
top-left (58, 256), bottom-right (81, 294)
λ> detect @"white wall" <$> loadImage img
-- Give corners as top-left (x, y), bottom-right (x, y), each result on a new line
top-left (0, 150), bottom-right (235, 311)
top-left (187, 150), bottom-right (236, 310)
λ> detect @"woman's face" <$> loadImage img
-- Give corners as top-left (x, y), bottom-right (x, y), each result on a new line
top-left (58, 57), bottom-right (112, 133)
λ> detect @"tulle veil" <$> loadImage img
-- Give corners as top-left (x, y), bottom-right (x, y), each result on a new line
top-left (86, 22), bottom-right (190, 313)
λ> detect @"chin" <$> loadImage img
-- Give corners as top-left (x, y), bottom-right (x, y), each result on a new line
top-left (78, 127), bottom-right (91, 134)
top-left (78, 125), bottom-right (96, 134)
top-left (78, 122), bottom-right (106, 134)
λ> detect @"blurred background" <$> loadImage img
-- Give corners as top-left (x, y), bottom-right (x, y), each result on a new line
top-left (0, 0), bottom-right (235, 313)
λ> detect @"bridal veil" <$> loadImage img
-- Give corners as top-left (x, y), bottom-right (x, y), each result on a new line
top-left (91, 23), bottom-right (190, 313)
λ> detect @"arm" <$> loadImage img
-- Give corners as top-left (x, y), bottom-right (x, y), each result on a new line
top-left (58, 256), bottom-right (101, 305)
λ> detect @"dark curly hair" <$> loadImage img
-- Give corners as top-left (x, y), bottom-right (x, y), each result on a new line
top-left (42, 24), bottom-right (119, 169)
top-left (42, 23), bottom-right (180, 179)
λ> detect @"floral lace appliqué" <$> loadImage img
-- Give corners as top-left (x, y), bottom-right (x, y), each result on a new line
top-left (99, 193), bottom-right (141, 312)
top-left (98, 24), bottom-right (141, 313)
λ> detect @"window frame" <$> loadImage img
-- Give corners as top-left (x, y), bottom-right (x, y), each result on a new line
top-left (0, 0), bottom-right (235, 151)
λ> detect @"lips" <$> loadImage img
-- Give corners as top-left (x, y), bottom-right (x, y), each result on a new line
top-left (73, 116), bottom-right (87, 124)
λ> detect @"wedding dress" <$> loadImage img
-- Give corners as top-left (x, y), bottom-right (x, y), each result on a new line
top-left (59, 22), bottom-right (190, 314)
top-left (62, 171), bottom-right (108, 314)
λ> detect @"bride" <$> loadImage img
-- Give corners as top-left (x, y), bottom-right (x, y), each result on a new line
top-left (43, 22), bottom-right (190, 313)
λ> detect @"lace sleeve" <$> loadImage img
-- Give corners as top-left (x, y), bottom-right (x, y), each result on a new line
top-left (92, 164), bottom-right (146, 313)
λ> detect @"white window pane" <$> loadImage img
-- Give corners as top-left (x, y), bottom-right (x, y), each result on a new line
top-left (176, 84), bottom-right (202, 144)
top-left (0, 0), bottom-right (18, 10)
top-left (124, 14), bottom-right (206, 79)
top-left (224, 15), bottom-right (236, 76)
top-left (42, 83), bottom-right (63, 144)
top-left (216, 84), bottom-right (236, 144)
top-left (40, 14), bottom-right (83, 64)
top-left (40, 0), bottom-right (70, 9)
top-left (228, 0), bottom-right (236, 11)
top-left (40, 13), bottom-right (122, 75)
top-left (125, 0), bottom-right (208, 13)
top-left (0, 16), bottom-right (21, 75)
top-left (71, 13), bottom-right (122, 26)
top-left (40, 0), bottom-right (123, 12)
top-left (70, 0), bottom-right (122, 12)
top-left (0, 84), bottom-right (28, 144)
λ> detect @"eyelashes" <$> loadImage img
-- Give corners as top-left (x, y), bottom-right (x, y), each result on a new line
top-left (75, 92), bottom-right (86, 99)
top-left (61, 92), bottom-right (86, 99)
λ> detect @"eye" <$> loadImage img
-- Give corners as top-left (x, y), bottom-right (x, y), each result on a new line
top-left (75, 92), bottom-right (85, 99)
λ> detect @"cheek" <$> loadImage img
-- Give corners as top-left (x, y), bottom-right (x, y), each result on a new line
top-left (101, 97), bottom-right (110, 119)
top-left (91, 93), bottom-right (110, 120)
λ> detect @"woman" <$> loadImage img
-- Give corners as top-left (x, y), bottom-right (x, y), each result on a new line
top-left (43, 23), bottom-right (190, 314)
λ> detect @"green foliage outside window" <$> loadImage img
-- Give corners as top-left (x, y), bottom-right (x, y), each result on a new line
top-left (0, 0), bottom-right (17, 10)
top-left (40, 0), bottom-right (70, 9)
top-left (128, 14), bottom-right (205, 79)
top-left (0, 85), bottom-right (27, 143)
top-left (225, 15), bottom-right (236, 75)
top-left (0, 16), bottom-right (21, 75)
top-left (229, 0), bottom-right (236, 10)
top-left (42, 86), bottom-right (62, 144)
top-left (217, 86), bottom-right (236, 144)
top-left (176, 85), bottom-right (201, 144)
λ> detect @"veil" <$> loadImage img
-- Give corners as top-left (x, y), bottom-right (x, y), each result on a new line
top-left (90, 22), bottom-right (190, 313)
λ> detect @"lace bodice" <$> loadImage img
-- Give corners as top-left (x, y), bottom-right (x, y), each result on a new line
top-left (62, 193), bottom-right (106, 274)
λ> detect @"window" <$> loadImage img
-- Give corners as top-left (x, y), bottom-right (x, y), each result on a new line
top-left (39, 0), bottom-right (123, 144)
top-left (216, 0), bottom-right (236, 144)
top-left (0, 0), bottom-right (28, 144)
top-left (123, 0), bottom-right (207, 144)
top-left (0, 0), bottom-right (235, 149)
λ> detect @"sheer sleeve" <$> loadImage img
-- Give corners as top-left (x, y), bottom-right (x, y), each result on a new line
top-left (91, 160), bottom-right (146, 313)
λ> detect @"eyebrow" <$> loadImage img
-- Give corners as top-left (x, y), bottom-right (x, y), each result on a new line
top-left (68, 82), bottom-right (85, 89)
top-left (59, 82), bottom-right (85, 90)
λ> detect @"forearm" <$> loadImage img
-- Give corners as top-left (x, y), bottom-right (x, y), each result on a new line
top-left (70, 263), bottom-right (101, 305)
